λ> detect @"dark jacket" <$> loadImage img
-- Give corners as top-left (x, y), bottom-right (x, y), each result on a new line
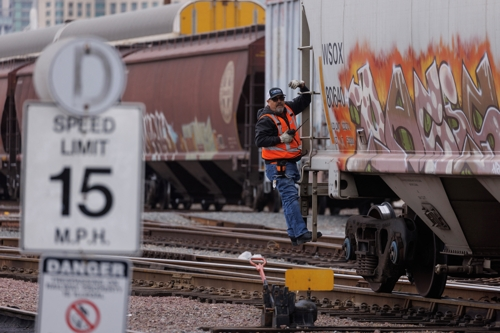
top-left (255, 85), bottom-right (311, 149)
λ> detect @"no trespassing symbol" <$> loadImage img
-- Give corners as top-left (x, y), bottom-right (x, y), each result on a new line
top-left (65, 299), bottom-right (101, 333)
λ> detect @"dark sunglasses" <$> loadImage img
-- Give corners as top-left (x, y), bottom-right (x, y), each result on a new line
top-left (272, 96), bottom-right (285, 102)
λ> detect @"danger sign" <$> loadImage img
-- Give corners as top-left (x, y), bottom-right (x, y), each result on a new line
top-left (36, 255), bottom-right (130, 333)
top-left (66, 300), bottom-right (101, 333)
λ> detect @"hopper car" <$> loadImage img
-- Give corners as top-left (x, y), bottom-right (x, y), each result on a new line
top-left (121, 27), bottom-right (267, 211)
top-left (299, 0), bottom-right (500, 298)
top-left (0, 0), bottom-right (285, 212)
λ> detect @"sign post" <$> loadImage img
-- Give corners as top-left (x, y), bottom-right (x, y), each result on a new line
top-left (20, 36), bottom-right (142, 333)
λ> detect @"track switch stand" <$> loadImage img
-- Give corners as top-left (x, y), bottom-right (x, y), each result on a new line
top-left (250, 257), bottom-right (334, 328)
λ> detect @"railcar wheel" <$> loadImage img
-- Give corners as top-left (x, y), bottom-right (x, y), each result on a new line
top-left (366, 277), bottom-right (399, 293)
top-left (201, 201), bottom-right (210, 211)
top-left (362, 202), bottom-right (401, 294)
top-left (253, 184), bottom-right (266, 212)
top-left (163, 181), bottom-right (172, 209)
top-left (343, 237), bottom-right (356, 261)
top-left (318, 197), bottom-right (327, 215)
top-left (389, 240), bottom-right (400, 264)
top-left (170, 201), bottom-right (179, 210)
top-left (411, 218), bottom-right (447, 298)
top-left (267, 189), bottom-right (281, 213)
top-left (144, 172), bottom-right (159, 209)
top-left (214, 203), bottom-right (224, 211)
top-left (144, 172), bottom-right (170, 209)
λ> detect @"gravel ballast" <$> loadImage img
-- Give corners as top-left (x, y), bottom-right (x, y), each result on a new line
top-left (1, 207), bottom-right (419, 332)
top-left (0, 278), bottom-right (410, 333)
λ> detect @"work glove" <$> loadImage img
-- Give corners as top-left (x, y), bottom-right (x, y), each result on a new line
top-left (280, 132), bottom-right (294, 144)
top-left (288, 79), bottom-right (305, 89)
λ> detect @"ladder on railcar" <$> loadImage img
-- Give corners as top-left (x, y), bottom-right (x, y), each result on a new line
top-left (242, 26), bottom-right (266, 209)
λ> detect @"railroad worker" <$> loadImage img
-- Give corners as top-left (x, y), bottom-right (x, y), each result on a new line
top-left (255, 79), bottom-right (322, 246)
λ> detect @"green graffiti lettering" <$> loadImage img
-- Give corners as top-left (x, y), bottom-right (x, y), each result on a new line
top-left (472, 106), bottom-right (483, 131)
top-left (395, 127), bottom-right (415, 153)
top-left (487, 133), bottom-right (495, 150)
top-left (349, 102), bottom-right (360, 125)
top-left (424, 109), bottom-right (432, 136)
top-left (447, 117), bottom-right (459, 130)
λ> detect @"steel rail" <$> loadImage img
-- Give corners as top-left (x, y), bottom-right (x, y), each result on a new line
top-left (0, 253), bottom-right (500, 331)
top-left (1, 239), bottom-right (500, 299)
top-left (1, 252), bottom-right (500, 302)
top-left (2, 220), bottom-right (345, 247)
top-left (143, 226), bottom-right (343, 257)
top-left (145, 220), bottom-right (345, 246)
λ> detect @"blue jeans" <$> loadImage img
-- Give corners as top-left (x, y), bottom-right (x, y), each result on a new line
top-left (265, 162), bottom-right (308, 238)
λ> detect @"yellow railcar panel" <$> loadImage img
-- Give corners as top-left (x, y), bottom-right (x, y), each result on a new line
top-left (179, 4), bottom-right (193, 35)
top-left (285, 269), bottom-right (334, 291)
top-left (239, 3), bottom-right (265, 26)
top-left (195, 2), bottom-right (214, 33)
top-left (179, 1), bottom-right (265, 35)
top-left (215, 2), bottom-right (235, 30)
top-left (214, 2), bottom-right (225, 31)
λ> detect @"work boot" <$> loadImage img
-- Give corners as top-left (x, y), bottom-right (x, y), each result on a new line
top-left (289, 237), bottom-right (298, 246)
top-left (296, 231), bottom-right (323, 245)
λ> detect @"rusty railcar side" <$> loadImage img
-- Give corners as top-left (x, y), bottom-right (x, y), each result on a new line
top-left (122, 28), bottom-right (266, 210)
top-left (0, 28), bottom-right (267, 210)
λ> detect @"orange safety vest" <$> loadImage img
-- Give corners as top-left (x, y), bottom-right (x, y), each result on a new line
top-left (260, 105), bottom-right (302, 161)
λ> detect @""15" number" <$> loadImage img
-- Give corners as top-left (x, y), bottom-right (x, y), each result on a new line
top-left (50, 167), bottom-right (113, 217)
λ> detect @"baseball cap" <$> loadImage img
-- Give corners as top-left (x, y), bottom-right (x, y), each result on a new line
top-left (267, 87), bottom-right (285, 100)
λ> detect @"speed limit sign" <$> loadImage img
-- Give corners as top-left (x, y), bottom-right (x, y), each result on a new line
top-left (21, 102), bottom-right (143, 255)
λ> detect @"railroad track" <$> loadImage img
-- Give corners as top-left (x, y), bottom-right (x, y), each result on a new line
top-left (2, 212), bottom-right (500, 284)
top-left (0, 247), bottom-right (499, 332)
top-left (2, 212), bottom-right (500, 291)
top-left (0, 215), bottom-right (348, 264)
top-left (2, 211), bottom-right (500, 331)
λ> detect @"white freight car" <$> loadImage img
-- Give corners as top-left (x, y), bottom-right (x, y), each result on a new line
top-left (300, 0), bottom-right (500, 298)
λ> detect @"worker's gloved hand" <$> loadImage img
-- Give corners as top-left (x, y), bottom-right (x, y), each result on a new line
top-left (288, 79), bottom-right (305, 89)
top-left (279, 132), bottom-right (294, 144)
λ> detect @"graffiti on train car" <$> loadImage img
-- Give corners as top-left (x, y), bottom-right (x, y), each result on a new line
top-left (142, 111), bottom-right (233, 158)
top-left (326, 37), bottom-right (500, 175)
top-left (143, 111), bottom-right (176, 155)
top-left (139, 59), bottom-right (241, 159)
